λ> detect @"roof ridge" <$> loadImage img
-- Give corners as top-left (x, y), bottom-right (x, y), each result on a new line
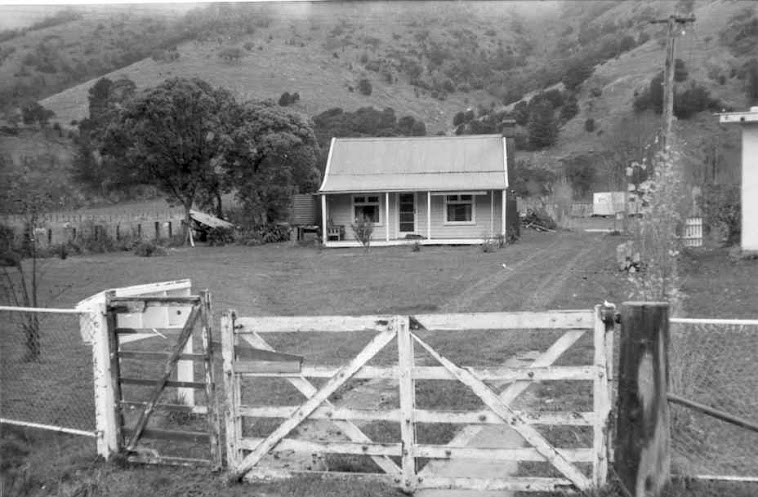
top-left (333, 134), bottom-right (503, 142)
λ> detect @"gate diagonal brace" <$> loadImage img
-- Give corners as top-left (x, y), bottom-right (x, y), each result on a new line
top-left (238, 333), bottom-right (402, 478)
top-left (424, 329), bottom-right (587, 457)
top-left (232, 327), bottom-right (398, 481)
top-left (412, 333), bottom-right (592, 491)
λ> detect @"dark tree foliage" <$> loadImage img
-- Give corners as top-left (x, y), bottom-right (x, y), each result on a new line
top-left (358, 78), bottom-right (372, 96)
top-left (563, 59), bottom-right (594, 91)
top-left (221, 102), bottom-right (321, 224)
top-left (674, 58), bottom-right (688, 83)
top-left (560, 96), bottom-right (579, 123)
top-left (100, 78), bottom-right (237, 238)
top-left (527, 101), bottom-right (558, 149)
top-left (746, 59), bottom-right (758, 106)
top-left (513, 101), bottom-right (529, 126)
top-left (21, 102), bottom-right (55, 127)
top-left (510, 159), bottom-right (556, 198)
top-left (584, 118), bottom-right (596, 132)
top-left (564, 160), bottom-right (596, 200)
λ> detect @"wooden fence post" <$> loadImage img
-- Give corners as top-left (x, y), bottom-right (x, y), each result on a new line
top-left (615, 302), bottom-right (670, 496)
top-left (221, 310), bottom-right (241, 470)
top-left (396, 315), bottom-right (417, 493)
top-left (89, 303), bottom-right (119, 459)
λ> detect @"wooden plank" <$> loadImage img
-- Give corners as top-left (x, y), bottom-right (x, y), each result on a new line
top-left (105, 292), bottom-right (125, 451)
top-left (123, 427), bottom-right (210, 444)
top-left (415, 445), bottom-right (594, 462)
top-left (109, 296), bottom-right (201, 305)
top-left (114, 328), bottom-right (192, 335)
top-left (126, 453), bottom-right (211, 467)
top-left (592, 305), bottom-right (611, 487)
top-left (232, 327), bottom-right (397, 481)
top-left (238, 365), bottom-right (595, 381)
top-left (234, 346), bottom-right (304, 364)
top-left (221, 311), bottom-right (242, 470)
top-left (238, 333), bottom-right (402, 478)
top-left (234, 361), bottom-right (303, 374)
top-left (237, 405), bottom-right (595, 426)
top-left (237, 438), bottom-right (592, 463)
top-left (239, 437), bottom-right (402, 456)
top-left (397, 316), bottom-right (417, 493)
top-left (413, 333), bottom-right (592, 491)
top-left (418, 476), bottom-right (575, 492)
top-left (411, 310), bottom-right (594, 331)
top-left (441, 329), bottom-right (586, 450)
top-left (120, 378), bottom-right (206, 389)
top-left (235, 315), bottom-right (392, 333)
top-left (120, 401), bottom-right (208, 415)
top-left (200, 290), bottom-right (222, 471)
top-left (124, 304), bottom-right (201, 451)
top-left (117, 351), bottom-right (205, 360)
top-left (615, 302), bottom-right (670, 497)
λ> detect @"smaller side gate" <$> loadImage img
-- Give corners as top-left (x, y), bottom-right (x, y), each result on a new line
top-left (105, 290), bottom-right (222, 468)
top-left (222, 305), bottom-right (615, 493)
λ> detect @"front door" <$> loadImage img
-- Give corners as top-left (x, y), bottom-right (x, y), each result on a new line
top-left (399, 193), bottom-right (416, 234)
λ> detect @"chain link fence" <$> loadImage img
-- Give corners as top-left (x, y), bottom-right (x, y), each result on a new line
top-left (668, 319), bottom-right (758, 479)
top-left (0, 308), bottom-right (95, 436)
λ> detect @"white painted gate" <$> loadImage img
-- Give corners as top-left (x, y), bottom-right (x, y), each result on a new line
top-left (223, 305), bottom-right (615, 493)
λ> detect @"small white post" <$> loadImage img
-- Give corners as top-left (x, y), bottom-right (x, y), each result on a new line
top-left (427, 191), bottom-right (431, 241)
top-left (490, 190), bottom-right (494, 238)
top-left (176, 286), bottom-right (195, 406)
top-left (501, 190), bottom-right (507, 237)
top-left (89, 305), bottom-right (118, 459)
top-left (321, 194), bottom-right (328, 247)
top-left (385, 192), bottom-right (390, 242)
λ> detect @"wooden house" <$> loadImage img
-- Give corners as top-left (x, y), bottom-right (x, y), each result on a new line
top-left (318, 134), bottom-right (511, 247)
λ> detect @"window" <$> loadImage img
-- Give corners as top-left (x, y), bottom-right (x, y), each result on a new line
top-left (445, 194), bottom-right (474, 224)
top-left (353, 195), bottom-right (381, 224)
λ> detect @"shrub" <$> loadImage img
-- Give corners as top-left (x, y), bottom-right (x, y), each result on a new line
top-left (560, 97), bottom-right (579, 122)
top-left (133, 240), bottom-right (167, 257)
top-left (351, 217), bottom-right (373, 252)
top-left (584, 118), bottom-right (596, 132)
top-left (357, 78), bottom-right (372, 96)
top-left (206, 226), bottom-right (236, 246)
top-left (589, 87), bottom-right (602, 98)
top-left (698, 185), bottom-right (740, 246)
top-left (278, 92), bottom-right (292, 106)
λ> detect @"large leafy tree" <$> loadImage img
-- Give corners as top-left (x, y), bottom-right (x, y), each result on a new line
top-left (100, 77), bottom-right (235, 241)
top-left (221, 102), bottom-right (321, 225)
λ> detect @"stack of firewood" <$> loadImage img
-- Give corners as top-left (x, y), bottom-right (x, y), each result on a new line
top-left (617, 241), bottom-right (641, 272)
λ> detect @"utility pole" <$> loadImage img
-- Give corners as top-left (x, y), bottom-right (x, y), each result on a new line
top-left (651, 15), bottom-right (695, 152)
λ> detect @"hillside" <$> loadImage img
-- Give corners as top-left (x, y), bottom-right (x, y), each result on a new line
top-left (3, 0), bottom-right (757, 207)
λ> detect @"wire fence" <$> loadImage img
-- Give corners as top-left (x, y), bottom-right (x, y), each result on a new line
top-left (668, 319), bottom-right (758, 480)
top-left (0, 307), bottom-right (96, 437)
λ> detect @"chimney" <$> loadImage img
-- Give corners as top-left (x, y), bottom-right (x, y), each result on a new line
top-left (501, 119), bottom-right (516, 187)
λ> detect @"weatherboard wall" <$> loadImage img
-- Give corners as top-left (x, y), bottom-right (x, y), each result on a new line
top-left (324, 191), bottom-right (504, 242)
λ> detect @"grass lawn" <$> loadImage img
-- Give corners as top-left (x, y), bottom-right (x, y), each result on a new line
top-left (2, 230), bottom-right (757, 497)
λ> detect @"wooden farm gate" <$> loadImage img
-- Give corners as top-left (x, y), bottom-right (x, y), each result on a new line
top-left (222, 306), bottom-right (615, 493)
top-left (105, 290), bottom-right (222, 468)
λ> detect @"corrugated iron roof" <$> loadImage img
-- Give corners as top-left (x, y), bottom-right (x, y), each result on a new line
top-left (190, 209), bottom-right (235, 229)
top-left (319, 135), bottom-right (508, 193)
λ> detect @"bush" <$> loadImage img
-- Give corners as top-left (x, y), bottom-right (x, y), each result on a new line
top-left (584, 118), bottom-right (596, 132)
top-left (133, 240), bottom-right (167, 257)
top-left (698, 185), bottom-right (740, 246)
top-left (357, 78), bottom-right (372, 96)
top-left (206, 226), bottom-right (236, 246)
top-left (350, 217), bottom-right (373, 251)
